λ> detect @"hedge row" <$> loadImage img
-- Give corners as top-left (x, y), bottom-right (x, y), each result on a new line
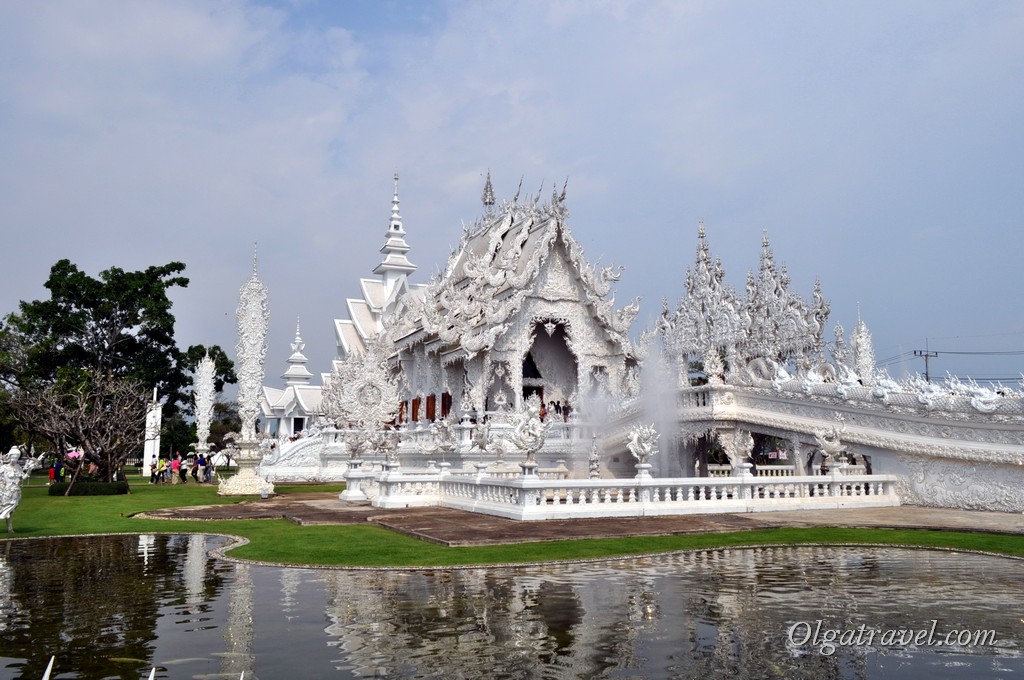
top-left (48, 481), bottom-right (130, 496)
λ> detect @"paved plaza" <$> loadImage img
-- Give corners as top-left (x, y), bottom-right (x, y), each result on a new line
top-left (140, 493), bottom-right (1024, 547)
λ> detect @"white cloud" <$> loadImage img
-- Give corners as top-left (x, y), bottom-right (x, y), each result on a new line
top-left (1, 0), bottom-right (1022, 385)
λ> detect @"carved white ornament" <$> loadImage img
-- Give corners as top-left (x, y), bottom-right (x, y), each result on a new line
top-left (508, 394), bottom-right (549, 464)
top-left (235, 253), bottom-right (270, 444)
top-left (320, 339), bottom-right (400, 430)
top-left (193, 354), bottom-right (216, 455)
top-left (626, 424), bottom-right (659, 466)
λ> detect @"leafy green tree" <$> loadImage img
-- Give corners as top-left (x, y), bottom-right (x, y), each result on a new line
top-left (0, 259), bottom-right (236, 483)
top-left (160, 411), bottom-right (196, 460)
top-left (209, 400), bottom-right (241, 452)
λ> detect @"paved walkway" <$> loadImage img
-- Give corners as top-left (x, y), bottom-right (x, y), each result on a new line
top-left (138, 493), bottom-right (1024, 547)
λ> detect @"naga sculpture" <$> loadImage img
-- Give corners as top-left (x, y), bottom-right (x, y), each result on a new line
top-left (508, 394), bottom-right (549, 465)
top-left (626, 424), bottom-right (659, 466)
top-left (813, 415), bottom-right (848, 465)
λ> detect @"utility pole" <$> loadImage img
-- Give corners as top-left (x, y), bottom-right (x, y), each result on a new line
top-left (913, 349), bottom-right (938, 382)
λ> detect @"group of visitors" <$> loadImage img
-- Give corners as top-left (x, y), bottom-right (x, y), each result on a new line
top-left (46, 460), bottom-right (64, 485)
top-left (149, 452), bottom-right (214, 485)
top-left (539, 400), bottom-right (571, 422)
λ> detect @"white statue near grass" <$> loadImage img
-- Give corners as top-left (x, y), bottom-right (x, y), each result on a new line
top-left (1, 446), bottom-right (45, 533)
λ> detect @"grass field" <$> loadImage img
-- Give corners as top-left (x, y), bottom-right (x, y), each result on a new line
top-left (5, 481), bottom-right (1024, 567)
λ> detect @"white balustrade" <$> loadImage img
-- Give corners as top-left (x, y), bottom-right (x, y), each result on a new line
top-left (372, 468), bottom-right (899, 518)
top-left (706, 464), bottom-right (796, 478)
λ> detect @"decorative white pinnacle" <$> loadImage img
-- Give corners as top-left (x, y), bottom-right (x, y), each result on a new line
top-left (236, 250), bottom-right (270, 443)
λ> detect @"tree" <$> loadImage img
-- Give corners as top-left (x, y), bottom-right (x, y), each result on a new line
top-left (160, 411), bottom-right (195, 460)
top-left (5, 259), bottom-right (231, 412)
top-left (0, 259), bottom-right (236, 483)
top-left (209, 400), bottom-right (241, 452)
top-left (12, 370), bottom-right (148, 484)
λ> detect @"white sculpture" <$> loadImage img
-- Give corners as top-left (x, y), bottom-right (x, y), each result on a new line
top-left (194, 353), bottom-right (216, 456)
top-left (422, 417), bottom-right (458, 463)
top-left (320, 338), bottom-right (399, 430)
top-left (508, 394), bottom-right (549, 469)
top-left (626, 424), bottom-right (659, 478)
top-left (1, 446), bottom-right (44, 533)
top-left (588, 434), bottom-right (601, 479)
top-left (626, 424), bottom-right (659, 466)
top-left (813, 415), bottom-right (847, 466)
top-left (220, 250), bottom-right (274, 496)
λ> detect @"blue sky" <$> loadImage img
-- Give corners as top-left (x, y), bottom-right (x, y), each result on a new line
top-left (1, 0), bottom-right (1022, 386)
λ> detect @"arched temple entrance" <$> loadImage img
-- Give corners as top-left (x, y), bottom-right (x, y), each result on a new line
top-left (523, 321), bottom-right (578, 415)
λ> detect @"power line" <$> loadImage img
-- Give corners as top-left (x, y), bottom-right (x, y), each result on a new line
top-left (913, 349), bottom-right (938, 382)
top-left (925, 350), bottom-right (1024, 356)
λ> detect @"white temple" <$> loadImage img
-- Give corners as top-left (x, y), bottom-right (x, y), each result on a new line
top-left (255, 174), bottom-right (1024, 518)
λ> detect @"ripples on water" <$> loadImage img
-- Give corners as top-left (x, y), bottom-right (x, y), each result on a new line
top-left (0, 536), bottom-right (1021, 679)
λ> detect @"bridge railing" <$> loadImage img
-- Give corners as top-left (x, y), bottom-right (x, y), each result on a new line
top-left (706, 464), bottom-right (798, 477)
top-left (372, 469), bottom-right (900, 517)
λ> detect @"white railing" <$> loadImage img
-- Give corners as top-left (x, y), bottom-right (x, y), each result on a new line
top-left (705, 464), bottom-right (868, 478)
top-left (372, 469), bottom-right (899, 517)
top-left (706, 464), bottom-right (797, 477)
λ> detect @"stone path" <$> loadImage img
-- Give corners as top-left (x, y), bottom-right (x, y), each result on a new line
top-left (138, 493), bottom-right (1024, 547)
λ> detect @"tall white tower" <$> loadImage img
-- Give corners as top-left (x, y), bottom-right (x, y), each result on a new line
top-left (372, 173), bottom-right (417, 306)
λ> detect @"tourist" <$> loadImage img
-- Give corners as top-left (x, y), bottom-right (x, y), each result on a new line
top-left (48, 463), bottom-right (55, 486)
top-left (190, 457), bottom-right (200, 483)
top-left (197, 454), bottom-right (207, 483)
top-left (170, 455), bottom-right (180, 484)
top-left (203, 455), bottom-right (213, 483)
top-left (149, 461), bottom-right (158, 484)
top-left (156, 458), bottom-right (167, 484)
top-left (178, 454), bottom-right (188, 484)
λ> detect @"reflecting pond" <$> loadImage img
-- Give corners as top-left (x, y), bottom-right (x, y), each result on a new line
top-left (1, 535), bottom-right (1023, 679)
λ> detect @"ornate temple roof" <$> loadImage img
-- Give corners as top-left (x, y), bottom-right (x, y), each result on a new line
top-left (388, 180), bottom-right (639, 360)
top-left (659, 223), bottom-right (831, 376)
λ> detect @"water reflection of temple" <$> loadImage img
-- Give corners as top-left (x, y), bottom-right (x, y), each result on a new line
top-left (1, 538), bottom-right (1023, 676)
top-left (313, 548), bottom-right (1023, 677)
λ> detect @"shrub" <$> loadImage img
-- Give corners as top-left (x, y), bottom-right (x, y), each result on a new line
top-left (48, 481), bottom-right (130, 496)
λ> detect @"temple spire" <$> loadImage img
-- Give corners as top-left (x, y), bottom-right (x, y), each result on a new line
top-left (374, 173), bottom-right (417, 303)
top-left (390, 172), bottom-right (402, 230)
top-left (482, 170), bottom-right (495, 211)
top-left (281, 317), bottom-right (313, 385)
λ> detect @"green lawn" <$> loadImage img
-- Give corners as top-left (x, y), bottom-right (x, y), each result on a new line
top-left (6, 482), bottom-right (1024, 567)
